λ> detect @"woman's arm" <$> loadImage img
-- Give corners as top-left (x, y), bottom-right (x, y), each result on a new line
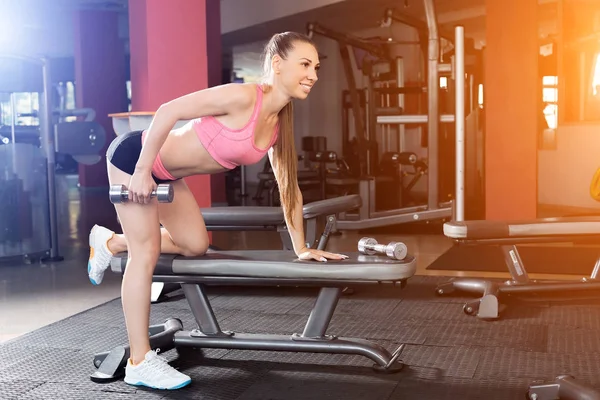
top-left (135, 83), bottom-right (252, 173)
top-left (268, 147), bottom-right (347, 262)
top-left (286, 183), bottom-right (308, 256)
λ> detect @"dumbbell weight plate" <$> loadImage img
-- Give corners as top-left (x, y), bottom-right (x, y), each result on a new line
top-left (155, 184), bottom-right (174, 203)
top-left (109, 184), bottom-right (127, 204)
top-left (386, 242), bottom-right (408, 260)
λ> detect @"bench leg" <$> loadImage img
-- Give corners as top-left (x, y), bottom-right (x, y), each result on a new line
top-left (179, 285), bottom-right (405, 373)
top-left (91, 318), bottom-right (182, 383)
top-left (527, 375), bottom-right (600, 400)
top-left (435, 245), bottom-right (531, 320)
top-left (436, 279), bottom-right (502, 319)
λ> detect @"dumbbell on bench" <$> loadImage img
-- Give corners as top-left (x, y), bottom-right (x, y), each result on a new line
top-left (109, 184), bottom-right (174, 204)
top-left (358, 237), bottom-right (408, 260)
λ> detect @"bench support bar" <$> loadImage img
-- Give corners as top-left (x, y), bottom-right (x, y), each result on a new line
top-left (91, 282), bottom-right (406, 382)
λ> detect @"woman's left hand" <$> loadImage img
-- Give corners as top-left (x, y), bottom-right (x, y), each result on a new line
top-left (296, 247), bottom-right (349, 262)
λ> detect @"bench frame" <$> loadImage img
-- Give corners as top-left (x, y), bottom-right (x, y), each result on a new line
top-left (527, 375), bottom-right (600, 400)
top-left (91, 268), bottom-right (409, 383)
top-left (435, 234), bottom-right (600, 319)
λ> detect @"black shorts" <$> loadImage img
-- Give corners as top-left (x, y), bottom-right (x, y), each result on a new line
top-left (106, 130), bottom-right (178, 185)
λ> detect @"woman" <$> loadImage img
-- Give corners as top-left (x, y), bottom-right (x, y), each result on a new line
top-left (87, 31), bottom-right (347, 390)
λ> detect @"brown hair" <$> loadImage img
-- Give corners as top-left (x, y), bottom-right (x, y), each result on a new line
top-left (261, 32), bottom-right (317, 228)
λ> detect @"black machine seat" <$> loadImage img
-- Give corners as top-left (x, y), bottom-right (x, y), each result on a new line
top-left (302, 194), bottom-right (361, 219)
top-left (111, 250), bottom-right (416, 284)
top-left (437, 217), bottom-right (600, 320)
top-left (201, 206), bottom-right (285, 227)
top-left (200, 194), bottom-right (361, 228)
top-left (443, 217), bottom-right (600, 242)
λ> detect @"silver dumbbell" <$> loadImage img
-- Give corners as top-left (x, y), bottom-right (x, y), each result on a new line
top-left (109, 184), bottom-right (174, 204)
top-left (358, 237), bottom-right (408, 260)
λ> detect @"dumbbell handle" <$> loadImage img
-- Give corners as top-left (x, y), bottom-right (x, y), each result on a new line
top-left (120, 189), bottom-right (158, 198)
top-left (370, 243), bottom-right (391, 253)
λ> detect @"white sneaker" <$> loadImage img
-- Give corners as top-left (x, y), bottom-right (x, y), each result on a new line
top-left (88, 224), bottom-right (115, 285)
top-left (124, 349), bottom-right (191, 390)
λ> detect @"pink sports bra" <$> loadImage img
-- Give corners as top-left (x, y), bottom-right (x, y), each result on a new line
top-left (142, 84), bottom-right (279, 180)
top-left (193, 84), bottom-right (279, 170)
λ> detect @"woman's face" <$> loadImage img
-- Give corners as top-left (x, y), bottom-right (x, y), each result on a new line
top-left (275, 41), bottom-right (320, 100)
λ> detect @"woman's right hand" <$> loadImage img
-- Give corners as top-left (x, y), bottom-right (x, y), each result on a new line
top-left (127, 169), bottom-right (157, 204)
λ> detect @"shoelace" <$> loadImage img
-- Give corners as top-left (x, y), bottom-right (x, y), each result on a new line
top-left (139, 350), bottom-right (179, 379)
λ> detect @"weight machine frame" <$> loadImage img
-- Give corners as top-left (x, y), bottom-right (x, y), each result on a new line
top-left (310, 0), bottom-right (468, 229)
top-left (0, 54), bottom-right (63, 263)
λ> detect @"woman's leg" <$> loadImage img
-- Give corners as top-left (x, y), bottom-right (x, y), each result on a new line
top-left (94, 179), bottom-right (210, 258)
top-left (103, 165), bottom-right (160, 362)
top-left (104, 164), bottom-right (191, 390)
top-left (87, 180), bottom-right (206, 286)
top-left (107, 228), bottom-right (182, 254)
top-left (155, 178), bottom-right (210, 257)
top-left (91, 184), bottom-right (208, 258)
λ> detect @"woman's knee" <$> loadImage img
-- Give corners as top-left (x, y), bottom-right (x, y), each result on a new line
top-left (119, 216), bottom-right (162, 270)
top-left (127, 244), bottom-right (161, 270)
top-left (178, 236), bottom-right (210, 257)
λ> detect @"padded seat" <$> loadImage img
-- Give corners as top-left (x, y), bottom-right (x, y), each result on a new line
top-left (200, 194), bottom-right (361, 227)
top-left (444, 217), bottom-right (600, 240)
top-left (202, 206), bottom-right (284, 226)
top-left (111, 250), bottom-right (416, 282)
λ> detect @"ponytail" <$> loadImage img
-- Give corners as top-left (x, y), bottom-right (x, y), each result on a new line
top-left (272, 100), bottom-right (298, 228)
top-left (260, 31), bottom-right (316, 229)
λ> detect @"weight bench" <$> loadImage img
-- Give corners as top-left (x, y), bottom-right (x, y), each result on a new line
top-left (91, 250), bottom-right (416, 382)
top-left (150, 195), bottom-right (361, 302)
top-left (435, 217), bottom-right (600, 319)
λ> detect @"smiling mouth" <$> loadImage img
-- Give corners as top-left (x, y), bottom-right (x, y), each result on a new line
top-left (300, 83), bottom-right (312, 92)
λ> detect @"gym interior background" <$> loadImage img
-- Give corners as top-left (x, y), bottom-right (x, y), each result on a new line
top-left (2, 0), bottom-right (600, 399)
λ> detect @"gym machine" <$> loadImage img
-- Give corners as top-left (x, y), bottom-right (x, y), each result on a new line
top-left (381, 6), bottom-right (484, 222)
top-left (338, 2), bottom-right (462, 229)
top-left (307, 24), bottom-right (433, 216)
top-left (308, 0), bottom-right (482, 230)
top-left (0, 54), bottom-right (106, 263)
top-left (306, 22), bottom-right (386, 189)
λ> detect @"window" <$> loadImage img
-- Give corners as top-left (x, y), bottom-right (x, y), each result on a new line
top-left (576, 52), bottom-right (600, 121)
top-left (126, 80), bottom-right (132, 111)
top-left (439, 77), bottom-right (447, 89)
top-left (559, 0), bottom-right (600, 123)
top-left (542, 76), bottom-right (558, 129)
top-left (593, 54), bottom-right (600, 95)
top-left (0, 92), bottom-right (40, 127)
top-left (0, 81), bottom-right (77, 129)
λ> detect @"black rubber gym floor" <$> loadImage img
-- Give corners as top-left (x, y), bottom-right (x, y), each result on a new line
top-left (3, 275), bottom-right (600, 399)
